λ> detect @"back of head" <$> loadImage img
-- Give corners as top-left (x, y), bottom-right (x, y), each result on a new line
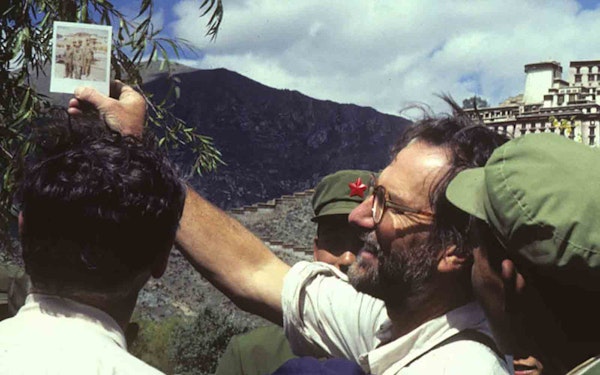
top-left (17, 112), bottom-right (186, 295)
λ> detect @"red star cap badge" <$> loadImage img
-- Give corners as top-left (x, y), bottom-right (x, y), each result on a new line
top-left (349, 177), bottom-right (367, 198)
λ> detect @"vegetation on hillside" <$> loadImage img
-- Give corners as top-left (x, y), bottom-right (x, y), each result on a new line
top-left (130, 308), bottom-right (252, 375)
top-left (0, 0), bottom-right (224, 249)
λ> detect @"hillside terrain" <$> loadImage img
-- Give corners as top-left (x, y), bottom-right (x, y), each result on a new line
top-left (6, 63), bottom-right (411, 373)
top-left (135, 191), bottom-right (315, 322)
top-left (32, 63), bottom-right (410, 210)
top-left (143, 66), bottom-right (410, 209)
top-left (8, 62), bottom-right (412, 320)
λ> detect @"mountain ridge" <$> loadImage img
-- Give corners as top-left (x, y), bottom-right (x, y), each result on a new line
top-left (29, 62), bottom-right (411, 209)
top-left (142, 65), bottom-right (411, 209)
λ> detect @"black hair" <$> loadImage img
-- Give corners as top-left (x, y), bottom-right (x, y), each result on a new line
top-left (16, 112), bottom-right (186, 292)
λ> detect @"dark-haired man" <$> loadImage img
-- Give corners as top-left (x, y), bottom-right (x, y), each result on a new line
top-left (447, 133), bottom-right (600, 374)
top-left (0, 112), bottom-right (185, 374)
top-left (70, 85), bottom-right (509, 374)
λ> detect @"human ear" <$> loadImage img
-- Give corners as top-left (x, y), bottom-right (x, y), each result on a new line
top-left (151, 244), bottom-right (172, 278)
top-left (501, 259), bottom-right (526, 296)
top-left (437, 245), bottom-right (469, 273)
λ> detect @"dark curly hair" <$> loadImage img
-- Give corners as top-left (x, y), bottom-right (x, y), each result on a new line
top-left (394, 96), bottom-right (509, 268)
top-left (17, 112), bottom-right (186, 292)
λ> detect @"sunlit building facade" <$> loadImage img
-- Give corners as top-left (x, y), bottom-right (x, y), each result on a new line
top-left (467, 60), bottom-right (600, 146)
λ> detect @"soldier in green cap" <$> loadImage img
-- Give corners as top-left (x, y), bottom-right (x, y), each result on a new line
top-left (214, 169), bottom-right (375, 375)
top-left (447, 132), bottom-right (600, 375)
top-left (311, 169), bottom-right (374, 273)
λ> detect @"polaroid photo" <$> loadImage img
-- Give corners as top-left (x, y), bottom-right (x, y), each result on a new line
top-left (50, 21), bottom-right (112, 95)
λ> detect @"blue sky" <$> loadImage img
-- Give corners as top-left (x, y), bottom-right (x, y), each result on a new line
top-left (111, 0), bottom-right (600, 115)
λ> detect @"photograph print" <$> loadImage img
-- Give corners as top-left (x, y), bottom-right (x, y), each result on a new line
top-left (50, 21), bottom-right (112, 95)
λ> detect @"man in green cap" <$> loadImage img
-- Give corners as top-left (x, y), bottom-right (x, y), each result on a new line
top-left (214, 169), bottom-right (375, 375)
top-left (311, 169), bottom-right (376, 275)
top-left (446, 132), bottom-right (600, 374)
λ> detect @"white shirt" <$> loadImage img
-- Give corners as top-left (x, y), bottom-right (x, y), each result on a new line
top-left (282, 261), bottom-right (510, 375)
top-left (0, 293), bottom-right (164, 375)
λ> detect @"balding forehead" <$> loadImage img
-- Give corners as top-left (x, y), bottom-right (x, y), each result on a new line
top-left (382, 141), bottom-right (450, 208)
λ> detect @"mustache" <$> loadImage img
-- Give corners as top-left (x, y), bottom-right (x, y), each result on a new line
top-left (359, 231), bottom-right (381, 256)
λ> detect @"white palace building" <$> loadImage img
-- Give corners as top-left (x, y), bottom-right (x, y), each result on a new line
top-left (466, 60), bottom-right (600, 146)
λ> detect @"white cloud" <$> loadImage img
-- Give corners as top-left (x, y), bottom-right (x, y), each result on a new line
top-left (151, 8), bottom-right (166, 32)
top-left (170, 0), bottom-right (600, 115)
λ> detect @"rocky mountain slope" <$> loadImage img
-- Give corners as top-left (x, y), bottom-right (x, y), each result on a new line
top-left (143, 67), bottom-right (410, 209)
top-left (136, 191), bottom-right (315, 321)
top-left (29, 62), bottom-right (411, 209)
top-left (15, 63), bottom-right (411, 323)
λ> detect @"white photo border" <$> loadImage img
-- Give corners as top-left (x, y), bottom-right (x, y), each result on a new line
top-left (50, 21), bottom-right (112, 95)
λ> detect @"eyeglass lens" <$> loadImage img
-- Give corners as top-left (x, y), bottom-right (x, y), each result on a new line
top-left (372, 186), bottom-right (385, 224)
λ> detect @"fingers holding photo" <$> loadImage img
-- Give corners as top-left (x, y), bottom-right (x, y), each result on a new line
top-left (68, 81), bottom-right (146, 138)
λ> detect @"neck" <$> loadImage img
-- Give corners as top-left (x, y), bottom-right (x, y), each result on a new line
top-left (30, 286), bottom-right (140, 332)
top-left (386, 279), bottom-right (472, 339)
top-left (30, 271), bottom-right (151, 332)
top-left (77, 294), bottom-right (138, 332)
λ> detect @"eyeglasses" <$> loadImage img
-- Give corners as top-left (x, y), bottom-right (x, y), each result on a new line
top-left (371, 185), bottom-right (434, 225)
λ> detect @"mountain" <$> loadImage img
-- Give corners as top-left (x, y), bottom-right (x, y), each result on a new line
top-left (29, 62), bottom-right (411, 209)
top-left (142, 67), bottom-right (411, 209)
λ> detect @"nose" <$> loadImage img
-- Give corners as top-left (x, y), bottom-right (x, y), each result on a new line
top-left (349, 196), bottom-right (376, 230)
top-left (338, 251), bottom-right (356, 274)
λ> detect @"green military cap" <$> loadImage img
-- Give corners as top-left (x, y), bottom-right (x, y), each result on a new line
top-left (446, 133), bottom-right (600, 287)
top-left (312, 170), bottom-right (373, 222)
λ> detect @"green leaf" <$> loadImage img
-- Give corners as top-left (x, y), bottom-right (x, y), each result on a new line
top-left (79, 1), bottom-right (88, 22)
top-left (0, 0), bottom-right (225, 252)
top-left (139, 0), bottom-right (151, 17)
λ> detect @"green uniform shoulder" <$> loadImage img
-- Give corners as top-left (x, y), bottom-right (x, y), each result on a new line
top-left (215, 325), bottom-right (296, 375)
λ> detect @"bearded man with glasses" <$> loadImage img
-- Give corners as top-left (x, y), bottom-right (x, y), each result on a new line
top-left (69, 86), bottom-right (510, 374)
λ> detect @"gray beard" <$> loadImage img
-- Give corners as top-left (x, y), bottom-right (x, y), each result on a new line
top-left (348, 253), bottom-right (382, 298)
top-left (349, 231), bottom-right (437, 308)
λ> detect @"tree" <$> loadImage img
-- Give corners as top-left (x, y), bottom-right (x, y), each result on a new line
top-left (462, 96), bottom-right (490, 109)
top-left (549, 115), bottom-right (580, 139)
top-left (0, 0), bottom-right (224, 249)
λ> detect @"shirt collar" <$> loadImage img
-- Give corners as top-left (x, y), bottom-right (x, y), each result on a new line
top-left (361, 301), bottom-right (492, 374)
top-left (22, 293), bottom-right (127, 349)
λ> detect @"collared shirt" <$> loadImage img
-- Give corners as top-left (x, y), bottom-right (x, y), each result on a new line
top-left (282, 261), bottom-right (509, 375)
top-left (0, 293), bottom-right (163, 375)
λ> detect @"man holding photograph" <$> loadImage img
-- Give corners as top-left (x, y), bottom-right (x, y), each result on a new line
top-left (70, 83), bottom-right (509, 374)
